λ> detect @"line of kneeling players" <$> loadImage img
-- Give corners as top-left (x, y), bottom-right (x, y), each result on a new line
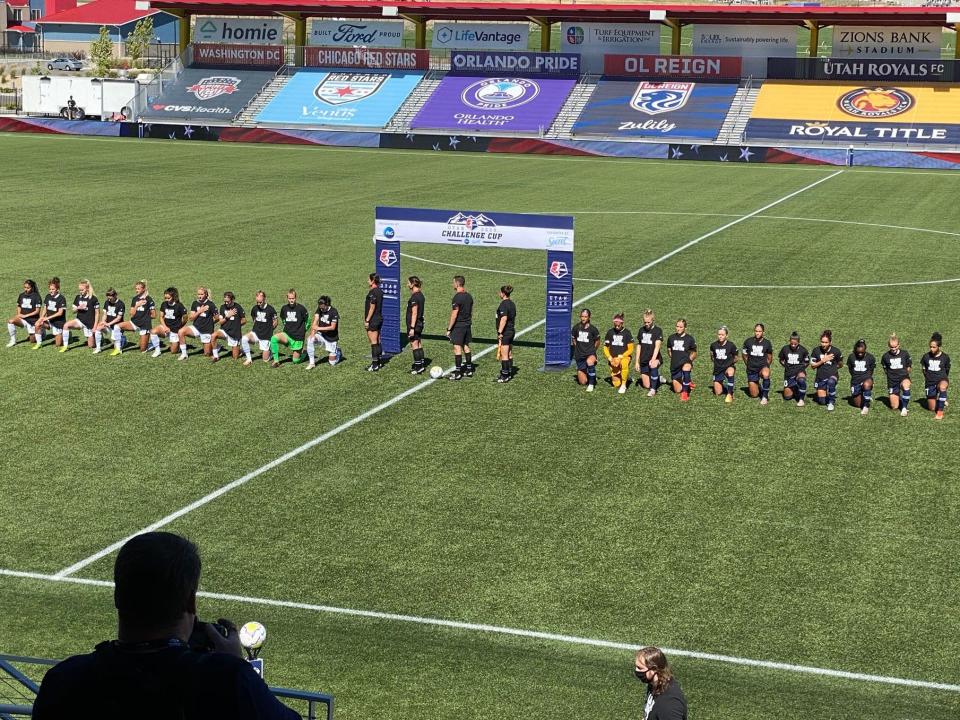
top-left (571, 308), bottom-right (950, 420)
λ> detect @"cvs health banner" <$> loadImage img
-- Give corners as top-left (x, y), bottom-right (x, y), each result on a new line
top-left (604, 54), bottom-right (741, 79)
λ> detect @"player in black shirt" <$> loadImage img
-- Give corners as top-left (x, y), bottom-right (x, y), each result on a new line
top-left (921, 332), bottom-right (950, 420)
top-left (635, 647), bottom-right (688, 720)
top-left (742, 322), bottom-right (774, 405)
top-left (150, 287), bottom-right (186, 358)
top-left (810, 329), bottom-right (843, 411)
top-left (242, 290), bottom-right (277, 366)
top-left (846, 339), bottom-right (877, 415)
top-left (211, 291), bottom-right (245, 362)
top-left (35, 276), bottom-right (67, 349)
top-left (778, 331), bottom-right (810, 406)
top-left (447, 275), bottom-right (474, 380)
top-left (307, 295), bottom-right (341, 368)
top-left (667, 318), bottom-right (697, 401)
top-left (496, 285), bottom-right (517, 383)
top-left (93, 287), bottom-right (125, 354)
top-left (177, 287), bottom-right (217, 360)
top-left (7, 278), bottom-right (41, 347)
top-left (881, 333), bottom-right (912, 416)
top-left (710, 325), bottom-right (738, 403)
top-left (271, 289), bottom-right (308, 367)
top-left (603, 312), bottom-right (633, 394)
top-left (114, 281), bottom-right (155, 355)
top-left (61, 279), bottom-right (100, 353)
top-left (633, 309), bottom-right (664, 397)
top-left (571, 308), bottom-right (601, 391)
top-left (364, 273), bottom-right (385, 371)
top-left (406, 276), bottom-right (426, 374)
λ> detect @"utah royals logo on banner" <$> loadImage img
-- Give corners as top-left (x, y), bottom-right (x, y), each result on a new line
top-left (462, 78), bottom-right (540, 110)
top-left (379, 248), bottom-right (398, 266)
top-left (631, 81), bottom-right (693, 115)
top-left (315, 72), bottom-right (387, 105)
top-left (837, 87), bottom-right (913, 118)
top-left (187, 76), bottom-right (240, 100)
top-left (549, 260), bottom-right (569, 279)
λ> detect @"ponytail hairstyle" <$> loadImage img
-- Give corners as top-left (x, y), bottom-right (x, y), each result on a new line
top-left (635, 647), bottom-right (675, 697)
top-left (500, 285), bottom-right (513, 297)
top-left (318, 295), bottom-right (331, 309)
top-left (223, 291), bottom-right (235, 303)
top-left (136, 279), bottom-right (148, 293)
top-left (25, 279), bottom-right (38, 295)
top-left (79, 279), bottom-right (94, 298)
top-left (165, 287), bottom-right (180, 304)
top-left (821, 329), bottom-right (833, 343)
top-left (931, 332), bottom-right (943, 348)
top-left (408, 276), bottom-right (422, 289)
top-left (49, 277), bottom-right (61, 291)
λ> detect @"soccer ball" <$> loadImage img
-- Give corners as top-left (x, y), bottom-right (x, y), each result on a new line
top-left (429, 366), bottom-right (444, 379)
top-left (239, 621), bottom-right (267, 650)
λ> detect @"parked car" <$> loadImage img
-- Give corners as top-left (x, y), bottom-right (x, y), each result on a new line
top-left (47, 58), bottom-right (83, 72)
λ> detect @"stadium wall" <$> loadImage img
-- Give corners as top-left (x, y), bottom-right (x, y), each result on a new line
top-left (4, 116), bottom-right (960, 170)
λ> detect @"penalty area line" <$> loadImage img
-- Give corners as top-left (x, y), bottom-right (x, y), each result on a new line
top-left (2, 567), bottom-right (958, 694)
top-left (52, 169), bottom-right (843, 580)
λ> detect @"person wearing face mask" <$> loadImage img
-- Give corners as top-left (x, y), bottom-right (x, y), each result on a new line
top-left (634, 646), bottom-right (687, 720)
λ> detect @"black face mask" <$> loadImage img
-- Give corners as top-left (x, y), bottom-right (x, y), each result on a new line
top-left (634, 669), bottom-right (652, 684)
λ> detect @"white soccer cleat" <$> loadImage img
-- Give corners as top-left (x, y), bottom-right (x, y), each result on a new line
top-left (827, 402), bottom-right (835, 411)
top-left (586, 384), bottom-right (594, 392)
top-left (860, 407), bottom-right (869, 416)
top-left (618, 383), bottom-right (627, 395)
top-left (797, 399), bottom-right (805, 407)
top-left (900, 407), bottom-right (908, 417)
top-left (646, 389), bottom-right (656, 397)
top-left (178, 353), bottom-right (187, 361)
top-left (306, 361), bottom-right (315, 370)
top-left (6, 338), bottom-right (15, 348)
top-left (92, 347), bottom-right (102, 354)
top-left (151, 348), bottom-right (162, 358)
top-left (243, 358), bottom-right (253, 367)
top-left (760, 397), bottom-right (768, 406)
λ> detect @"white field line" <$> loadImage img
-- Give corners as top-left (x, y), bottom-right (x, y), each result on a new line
top-left (53, 169), bottom-right (844, 580)
top-left (3, 567), bottom-right (959, 694)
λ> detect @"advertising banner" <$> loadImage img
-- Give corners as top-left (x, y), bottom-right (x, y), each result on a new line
top-left (767, 57), bottom-right (954, 82)
top-left (545, 250), bottom-right (573, 368)
top-left (832, 26), bottom-right (941, 59)
top-left (692, 24), bottom-right (797, 77)
top-left (450, 51), bottom-right (581, 77)
top-left (193, 44), bottom-right (284, 67)
top-left (374, 239), bottom-right (402, 356)
top-left (308, 20), bottom-right (404, 48)
top-left (304, 47), bottom-right (428, 70)
top-left (255, 70), bottom-right (423, 127)
top-left (745, 81), bottom-right (960, 145)
top-left (604, 54), bottom-right (741, 79)
top-left (573, 80), bottom-right (738, 139)
top-left (560, 22), bottom-right (660, 73)
top-left (411, 75), bottom-right (575, 133)
top-left (194, 17), bottom-right (283, 45)
top-left (431, 22), bottom-right (529, 50)
top-left (145, 68), bottom-right (278, 121)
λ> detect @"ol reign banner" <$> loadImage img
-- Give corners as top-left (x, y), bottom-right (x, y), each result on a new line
top-left (374, 207), bottom-right (574, 367)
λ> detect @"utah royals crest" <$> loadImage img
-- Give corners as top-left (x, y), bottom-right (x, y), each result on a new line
top-left (630, 81), bottom-right (693, 116)
top-left (314, 72), bottom-right (386, 105)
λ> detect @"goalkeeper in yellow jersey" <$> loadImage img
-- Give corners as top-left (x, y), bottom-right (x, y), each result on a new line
top-left (603, 313), bottom-right (634, 395)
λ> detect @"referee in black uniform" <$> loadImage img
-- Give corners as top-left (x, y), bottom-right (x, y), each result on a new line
top-left (496, 285), bottom-right (516, 383)
top-left (446, 275), bottom-right (473, 380)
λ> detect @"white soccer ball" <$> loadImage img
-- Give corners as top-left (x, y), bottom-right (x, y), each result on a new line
top-left (429, 366), bottom-right (444, 379)
top-left (239, 621), bottom-right (267, 650)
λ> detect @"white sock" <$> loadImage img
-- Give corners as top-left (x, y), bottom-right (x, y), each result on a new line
top-left (180, 343), bottom-right (188, 358)
top-left (241, 336), bottom-right (252, 360)
top-left (212, 345), bottom-right (219, 359)
top-left (112, 326), bottom-right (123, 346)
top-left (34, 329), bottom-right (43, 344)
top-left (6, 323), bottom-right (16, 339)
top-left (307, 338), bottom-right (316, 362)
top-left (95, 330), bottom-right (102, 350)
top-left (149, 333), bottom-right (160, 350)
top-left (62, 328), bottom-right (70, 346)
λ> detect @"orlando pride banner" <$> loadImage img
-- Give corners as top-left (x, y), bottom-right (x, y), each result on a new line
top-left (304, 47), bottom-right (429, 70)
top-left (604, 54), bottom-right (741, 80)
top-left (450, 51), bottom-right (581, 78)
top-left (193, 44), bottom-right (284, 67)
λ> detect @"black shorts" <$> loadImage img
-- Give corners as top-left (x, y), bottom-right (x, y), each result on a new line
top-left (407, 323), bottom-right (423, 341)
top-left (367, 317), bottom-right (383, 332)
top-left (500, 330), bottom-right (515, 346)
top-left (450, 326), bottom-right (471, 346)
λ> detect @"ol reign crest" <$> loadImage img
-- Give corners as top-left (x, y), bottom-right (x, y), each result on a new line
top-left (314, 73), bottom-right (386, 105)
top-left (630, 82), bottom-right (693, 116)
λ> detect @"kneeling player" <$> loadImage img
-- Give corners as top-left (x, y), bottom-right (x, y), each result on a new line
top-left (710, 325), bottom-right (737, 403)
top-left (211, 291), bottom-right (245, 362)
top-left (810, 330), bottom-right (843, 411)
top-left (667, 319), bottom-right (697, 401)
top-left (603, 313), bottom-right (633, 395)
top-left (242, 291), bottom-right (276, 366)
top-left (7, 279), bottom-right (41, 347)
top-left (921, 332), bottom-right (950, 420)
top-left (271, 289), bottom-right (308, 367)
top-left (307, 295), bottom-right (341, 369)
top-left (177, 287), bottom-right (217, 360)
top-left (846, 339), bottom-right (876, 416)
top-left (634, 309), bottom-right (663, 397)
top-left (881, 333), bottom-right (912, 416)
top-left (114, 281), bottom-right (155, 354)
top-left (742, 323), bottom-right (773, 405)
top-left (150, 287), bottom-right (186, 357)
top-left (93, 288), bottom-right (125, 354)
top-left (34, 277), bottom-right (67, 349)
top-left (61, 279), bottom-right (99, 353)
top-left (778, 332), bottom-right (810, 406)
top-left (571, 308), bottom-right (600, 392)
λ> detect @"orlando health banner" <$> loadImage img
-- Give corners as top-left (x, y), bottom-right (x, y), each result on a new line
top-left (745, 81), bottom-right (960, 144)
top-left (560, 22), bottom-right (660, 73)
top-left (573, 80), bottom-right (738, 139)
top-left (411, 76), bottom-right (575, 132)
top-left (450, 51), bottom-right (581, 77)
top-left (255, 69), bottom-right (424, 128)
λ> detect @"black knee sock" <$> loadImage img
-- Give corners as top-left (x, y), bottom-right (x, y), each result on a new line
top-left (413, 348), bottom-right (424, 366)
top-left (372, 343), bottom-right (381, 362)
top-left (501, 360), bottom-right (509, 376)
top-left (455, 354), bottom-right (462, 369)
top-left (464, 352), bottom-right (472, 368)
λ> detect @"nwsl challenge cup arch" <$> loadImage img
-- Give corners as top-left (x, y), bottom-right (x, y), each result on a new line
top-left (373, 206), bottom-right (575, 368)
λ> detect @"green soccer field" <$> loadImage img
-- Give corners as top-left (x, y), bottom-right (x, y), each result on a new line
top-left (1, 133), bottom-right (958, 719)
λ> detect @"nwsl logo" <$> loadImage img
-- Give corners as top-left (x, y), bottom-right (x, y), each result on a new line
top-left (631, 81), bottom-right (693, 116)
top-left (462, 78), bottom-right (539, 110)
top-left (186, 76), bottom-right (240, 100)
top-left (379, 248), bottom-right (398, 267)
top-left (549, 261), bottom-right (569, 279)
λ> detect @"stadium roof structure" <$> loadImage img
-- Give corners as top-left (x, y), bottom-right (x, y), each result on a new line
top-left (6, 24), bottom-right (37, 31)
top-left (35, 0), bottom-right (166, 26)
top-left (144, 0), bottom-right (960, 26)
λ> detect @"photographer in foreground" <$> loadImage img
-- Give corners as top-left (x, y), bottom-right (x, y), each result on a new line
top-left (635, 646), bottom-right (687, 720)
top-left (34, 532), bottom-right (301, 720)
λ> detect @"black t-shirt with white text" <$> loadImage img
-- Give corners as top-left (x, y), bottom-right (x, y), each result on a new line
top-left (218, 303), bottom-right (245, 339)
top-left (130, 293), bottom-right (155, 330)
top-left (846, 352), bottom-right (876, 385)
top-left (17, 291), bottom-right (42, 319)
top-left (365, 287), bottom-right (384, 322)
top-left (742, 336), bottom-right (773, 372)
top-left (497, 299), bottom-right (516, 333)
top-left (73, 294), bottom-right (99, 328)
top-left (281, 303), bottom-right (308, 341)
top-left (921, 351), bottom-right (951, 384)
top-left (159, 301), bottom-right (186, 332)
top-left (571, 323), bottom-right (600, 360)
top-left (251, 303), bottom-right (276, 339)
top-left (881, 348), bottom-right (912, 385)
top-left (710, 339), bottom-right (738, 375)
top-left (315, 306), bottom-right (340, 342)
top-left (451, 291), bottom-right (473, 327)
top-left (667, 333), bottom-right (696, 372)
top-left (637, 324), bottom-right (663, 365)
top-left (406, 291), bottom-right (424, 329)
top-left (778, 344), bottom-right (810, 378)
top-left (103, 299), bottom-right (125, 324)
top-left (811, 344), bottom-right (843, 381)
top-left (190, 299), bottom-right (217, 334)
top-left (43, 293), bottom-right (67, 328)
top-left (603, 327), bottom-right (633, 358)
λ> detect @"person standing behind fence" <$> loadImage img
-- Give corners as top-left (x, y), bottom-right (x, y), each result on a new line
top-left (634, 646), bottom-right (687, 720)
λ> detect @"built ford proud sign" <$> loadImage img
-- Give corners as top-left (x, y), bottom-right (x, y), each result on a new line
top-left (308, 20), bottom-right (404, 48)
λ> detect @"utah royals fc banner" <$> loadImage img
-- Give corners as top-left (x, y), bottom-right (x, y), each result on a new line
top-left (374, 206), bottom-right (574, 366)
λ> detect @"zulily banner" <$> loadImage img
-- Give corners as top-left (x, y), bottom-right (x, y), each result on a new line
top-left (192, 44), bottom-right (284, 67)
top-left (255, 70), bottom-right (423, 127)
top-left (604, 54), bottom-right (741, 80)
top-left (767, 57), bottom-right (956, 82)
top-left (145, 68), bottom-right (278, 121)
top-left (304, 48), bottom-right (429, 70)
top-left (573, 80), bottom-right (738, 139)
top-left (374, 240), bottom-right (402, 356)
top-left (411, 75), bottom-right (574, 133)
top-left (450, 51), bottom-right (581, 78)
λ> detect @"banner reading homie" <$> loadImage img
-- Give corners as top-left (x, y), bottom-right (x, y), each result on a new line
top-left (304, 47), bottom-right (429, 70)
top-left (193, 44), bottom-right (284, 67)
top-left (604, 54), bottom-right (741, 80)
top-left (194, 17), bottom-right (283, 45)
